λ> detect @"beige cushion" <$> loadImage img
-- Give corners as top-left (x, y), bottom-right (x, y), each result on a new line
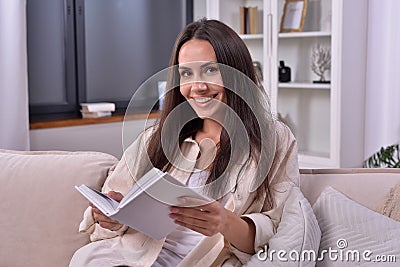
top-left (313, 187), bottom-right (400, 267)
top-left (0, 150), bottom-right (118, 267)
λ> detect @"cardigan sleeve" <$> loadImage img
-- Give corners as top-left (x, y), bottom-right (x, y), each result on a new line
top-left (230, 121), bottom-right (300, 263)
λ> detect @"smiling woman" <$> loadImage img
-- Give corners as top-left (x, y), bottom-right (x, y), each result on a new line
top-left (70, 19), bottom-right (301, 267)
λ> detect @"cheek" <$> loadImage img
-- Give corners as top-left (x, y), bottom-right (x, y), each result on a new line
top-left (179, 84), bottom-right (190, 100)
top-left (212, 85), bottom-right (226, 101)
top-left (222, 90), bottom-right (227, 103)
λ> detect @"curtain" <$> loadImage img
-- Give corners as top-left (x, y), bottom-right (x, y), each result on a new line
top-left (364, 0), bottom-right (400, 159)
top-left (0, 0), bottom-right (30, 150)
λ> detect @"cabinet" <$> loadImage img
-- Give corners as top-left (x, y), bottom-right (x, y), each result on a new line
top-left (201, 0), bottom-right (367, 168)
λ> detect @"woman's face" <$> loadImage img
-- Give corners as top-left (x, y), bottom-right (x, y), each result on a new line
top-left (178, 39), bottom-right (226, 120)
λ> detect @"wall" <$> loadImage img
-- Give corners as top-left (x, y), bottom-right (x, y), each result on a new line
top-left (0, 0), bottom-right (30, 150)
top-left (193, 0), bottom-right (206, 20)
top-left (30, 119), bottom-right (152, 159)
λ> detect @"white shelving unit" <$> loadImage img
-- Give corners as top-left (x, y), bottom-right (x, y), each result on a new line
top-left (278, 82), bottom-right (330, 89)
top-left (239, 34), bottom-right (264, 40)
top-left (278, 31), bottom-right (331, 38)
top-left (201, 0), bottom-right (368, 168)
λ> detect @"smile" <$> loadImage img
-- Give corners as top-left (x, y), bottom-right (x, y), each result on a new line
top-left (193, 94), bottom-right (217, 103)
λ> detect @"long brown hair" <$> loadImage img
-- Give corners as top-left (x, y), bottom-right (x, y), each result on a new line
top-left (147, 19), bottom-right (275, 202)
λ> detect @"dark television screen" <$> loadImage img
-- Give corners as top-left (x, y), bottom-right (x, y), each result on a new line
top-left (27, 0), bottom-right (192, 118)
top-left (79, 0), bottom-right (192, 109)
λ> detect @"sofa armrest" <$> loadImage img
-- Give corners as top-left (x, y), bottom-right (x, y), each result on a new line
top-left (0, 150), bottom-right (118, 267)
top-left (299, 168), bottom-right (400, 211)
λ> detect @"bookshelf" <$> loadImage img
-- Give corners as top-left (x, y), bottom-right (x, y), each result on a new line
top-left (199, 0), bottom-right (368, 168)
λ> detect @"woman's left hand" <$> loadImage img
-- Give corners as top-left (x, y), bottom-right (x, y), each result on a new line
top-left (169, 199), bottom-right (230, 236)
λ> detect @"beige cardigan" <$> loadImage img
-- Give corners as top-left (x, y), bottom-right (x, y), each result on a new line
top-left (70, 121), bottom-right (299, 267)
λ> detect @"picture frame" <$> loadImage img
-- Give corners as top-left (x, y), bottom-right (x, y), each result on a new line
top-left (280, 0), bottom-right (308, 33)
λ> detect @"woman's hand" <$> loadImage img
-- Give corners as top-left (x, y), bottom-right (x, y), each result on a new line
top-left (169, 197), bottom-right (256, 254)
top-left (90, 191), bottom-right (124, 231)
top-left (170, 199), bottom-right (229, 236)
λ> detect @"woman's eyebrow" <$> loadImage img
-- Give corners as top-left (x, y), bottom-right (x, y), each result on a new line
top-left (178, 61), bottom-right (218, 70)
top-left (200, 61), bottom-right (218, 69)
top-left (178, 65), bottom-right (191, 70)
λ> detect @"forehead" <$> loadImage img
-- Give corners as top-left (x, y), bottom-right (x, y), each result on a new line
top-left (178, 39), bottom-right (217, 64)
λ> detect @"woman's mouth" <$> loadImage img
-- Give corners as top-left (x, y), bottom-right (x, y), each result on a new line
top-left (192, 94), bottom-right (218, 103)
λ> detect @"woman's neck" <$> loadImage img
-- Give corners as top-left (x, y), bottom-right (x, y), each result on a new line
top-left (194, 119), bottom-right (222, 170)
top-left (196, 118), bottom-right (222, 144)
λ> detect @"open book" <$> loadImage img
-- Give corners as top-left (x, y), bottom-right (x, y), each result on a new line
top-left (75, 167), bottom-right (211, 240)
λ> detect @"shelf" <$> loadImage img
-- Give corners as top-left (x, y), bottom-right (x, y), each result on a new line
top-left (278, 31), bottom-right (331, 38)
top-left (278, 82), bottom-right (331, 89)
top-left (30, 112), bottom-right (159, 129)
top-left (239, 34), bottom-right (263, 40)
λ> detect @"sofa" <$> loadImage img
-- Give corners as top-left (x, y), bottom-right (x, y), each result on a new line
top-left (0, 149), bottom-right (399, 266)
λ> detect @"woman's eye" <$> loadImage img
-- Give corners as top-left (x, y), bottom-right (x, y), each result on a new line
top-left (205, 66), bottom-right (219, 74)
top-left (180, 70), bottom-right (192, 78)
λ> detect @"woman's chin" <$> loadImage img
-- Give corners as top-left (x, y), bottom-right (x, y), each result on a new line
top-left (192, 109), bottom-right (226, 123)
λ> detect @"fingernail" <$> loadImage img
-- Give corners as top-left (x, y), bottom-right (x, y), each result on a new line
top-left (170, 207), bottom-right (179, 213)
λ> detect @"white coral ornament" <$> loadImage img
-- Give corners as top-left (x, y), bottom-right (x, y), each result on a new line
top-left (311, 44), bottom-right (331, 83)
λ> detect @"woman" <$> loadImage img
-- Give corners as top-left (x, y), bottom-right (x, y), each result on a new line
top-left (70, 19), bottom-right (299, 266)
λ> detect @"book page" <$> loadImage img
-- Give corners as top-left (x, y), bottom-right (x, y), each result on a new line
top-left (75, 185), bottom-right (119, 215)
top-left (103, 168), bottom-right (213, 239)
top-left (118, 168), bottom-right (163, 208)
top-left (118, 168), bottom-right (212, 209)
top-left (149, 172), bottom-right (212, 206)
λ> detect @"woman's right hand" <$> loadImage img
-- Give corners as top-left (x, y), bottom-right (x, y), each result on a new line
top-left (90, 191), bottom-right (124, 231)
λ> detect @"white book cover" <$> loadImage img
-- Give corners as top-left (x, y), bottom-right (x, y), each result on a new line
top-left (75, 168), bottom-right (211, 240)
top-left (80, 110), bottom-right (112, 119)
top-left (80, 102), bottom-right (116, 112)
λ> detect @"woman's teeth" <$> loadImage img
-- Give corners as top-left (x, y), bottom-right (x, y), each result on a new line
top-left (193, 94), bottom-right (218, 103)
top-left (194, 94), bottom-right (219, 103)
top-left (194, 97), bottom-right (213, 103)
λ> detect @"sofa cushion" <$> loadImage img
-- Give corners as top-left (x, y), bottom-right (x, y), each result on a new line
top-left (244, 187), bottom-right (321, 266)
top-left (313, 187), bottom-right (400, 266)
top-left (0, 150), bottom-right (118, 267)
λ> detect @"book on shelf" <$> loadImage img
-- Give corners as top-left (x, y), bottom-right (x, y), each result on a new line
top-left (75, 167), bottom-right (212, 240)
top-left (80, 102), bottom-right (116, 112)
top-left (240, 6), bottom-right (247, 34)
top-left (81, 111), bottom-right (112, 119)
top-left (240, 6), bottom-right (258, 34)
top-left (248, 7), bottom-right (258, 34)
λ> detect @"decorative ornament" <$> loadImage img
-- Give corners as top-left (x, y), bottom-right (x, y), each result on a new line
top-left (311, 44), bottom-right (331, 83)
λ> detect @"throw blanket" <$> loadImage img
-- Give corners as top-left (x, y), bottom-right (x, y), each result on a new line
top-left (380, 182), bottom-right (400, 222)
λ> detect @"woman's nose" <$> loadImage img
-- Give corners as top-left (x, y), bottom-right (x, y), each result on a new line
top-left (191, 81), bottom-right (207, 91)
